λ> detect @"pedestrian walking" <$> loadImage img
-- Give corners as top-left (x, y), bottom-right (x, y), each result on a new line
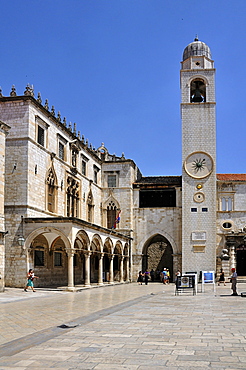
top-left (218, 270), bottom-right (226, 286)
top-left (162, 268), bottom-right (168, 284)
top-left (24, 269), bottom-right (39, 292)
top-left (137, 271), bottom-right (143, 285)
top-left (230, 268), bottom-right (238, 296)
top-left (144, 270), bottom-right (150, 285)
top-left (150, 269), bottom-right (155, 282)
top-left (166, 268), bottom-right (170, 284)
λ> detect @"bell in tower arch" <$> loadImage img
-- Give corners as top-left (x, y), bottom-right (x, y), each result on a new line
top-left (190, 79), bottom-right (206, 103)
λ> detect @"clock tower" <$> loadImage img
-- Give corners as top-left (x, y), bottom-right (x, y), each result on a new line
top-left (181, 38), bottom-right (217, 273)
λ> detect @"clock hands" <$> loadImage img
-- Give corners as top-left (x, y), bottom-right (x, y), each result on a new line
top-left (191, 158), bottom-right (206, 173)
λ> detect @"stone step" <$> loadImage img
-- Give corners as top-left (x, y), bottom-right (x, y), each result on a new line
top-left (238, 276), bottom-right (246, 283)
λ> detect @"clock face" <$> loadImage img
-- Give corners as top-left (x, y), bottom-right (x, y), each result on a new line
top-left (184, 152), bottom-right (213, 179)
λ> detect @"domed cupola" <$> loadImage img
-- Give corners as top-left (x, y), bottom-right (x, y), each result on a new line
top-left (183, 36), bottom-right (212, 61)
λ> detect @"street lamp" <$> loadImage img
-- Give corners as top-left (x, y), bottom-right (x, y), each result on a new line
top-left (17, 235), bottom-right (25, 247)
top-left (17, 216), bottom-right (25, 248)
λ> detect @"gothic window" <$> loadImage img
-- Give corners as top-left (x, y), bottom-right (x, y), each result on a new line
top-left (67, 176), bottom-right (80, 217)
top-left (190, 78), bottom-right (206, 103)
top-left (46, 167), bottom-right (57, 213)
top-left (107, 201), bottom-right (117, 229)
top-left (87, 190), bottom-right (94, 223)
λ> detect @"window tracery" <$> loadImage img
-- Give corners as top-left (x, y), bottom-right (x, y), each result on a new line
top-left (107, 201), bottom-right (117, 229)
top-left (67, 176), bottom-right (80, 217)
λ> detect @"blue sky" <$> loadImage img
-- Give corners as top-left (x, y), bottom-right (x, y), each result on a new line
top-left (0, 0), bottom-right (245, 176)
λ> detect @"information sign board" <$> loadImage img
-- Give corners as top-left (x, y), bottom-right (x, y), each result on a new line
top-left (201, 271), bottom-right (215, 293)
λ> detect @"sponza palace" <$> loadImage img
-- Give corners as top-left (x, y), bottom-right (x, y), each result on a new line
top-left (0, 38), bottom-right (245, 291)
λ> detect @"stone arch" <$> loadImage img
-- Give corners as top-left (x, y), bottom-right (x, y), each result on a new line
top-left (114, 241), bottom-right (123, 255)
top-left (188, 74), bottom-right (209, 87)
top-left (91, 234), bottom-right (103, 252)
top-left (142, 233), bottom-right (174, 282)
top-left (189, 76), bottom-right (208, 103)
top-left (25, 226), bottom-right (71, 252)
top-left (113, 241), bottom-right (123, 281)
top-left (103, 237), bottom-right (113, 282)
top-left (138, 230), bottom-right (178, 256)
top-left (75, 230), bottom-right (90, 251)
top-left (123, 243), bottom-right (129, 256)
top-left (25, 227), bottom-right (71, 287)
top-left (103, 237), bottom-right (113, 254)
top-left (97, 143), bottom-right (109, 161)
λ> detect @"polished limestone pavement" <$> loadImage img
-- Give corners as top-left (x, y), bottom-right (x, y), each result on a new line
top-left (0, 282), bottom-right (245, 369)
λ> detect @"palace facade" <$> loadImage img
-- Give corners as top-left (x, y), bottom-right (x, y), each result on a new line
top-left (0, 39), bottom-right (245, 292)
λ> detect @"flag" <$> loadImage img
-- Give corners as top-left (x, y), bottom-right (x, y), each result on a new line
top-left (113, 210), bottom-right (121, 229)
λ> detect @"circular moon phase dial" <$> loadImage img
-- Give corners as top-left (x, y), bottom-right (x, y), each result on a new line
top-left (184, 152), bottom-right (213, 179)
top-left (194, 192), bottom-right (205, 203)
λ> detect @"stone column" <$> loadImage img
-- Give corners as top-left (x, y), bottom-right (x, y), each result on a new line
top-left (67, 249), bottom-right (75, 291)
top-left (0, 123), bottom-right (10, 292)
top-left (230, 245), bottom-right (236, 270)
top-left (98, 253), bottom-right (104, 285)
top-left (125, 257), bottom-right (130, 282)
top-left (84, 251), bottom-right (91, 287)
top-left (109, 254), bottom-right (114, 284)
top-left (0, 234), bottom-right (4, 292)
top-left (119, 256), bottom-right (124, 283)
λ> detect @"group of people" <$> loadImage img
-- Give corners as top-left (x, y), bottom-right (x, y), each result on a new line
top-left (137, 268), bottom-right (171, 285)
top-left (218, 268), bottom-right (238, 295)
top-left (138, 267), bottom-right (239, 296)
top-left (23, 267), bottom-right (239, 295)
top-left (160, 268), bottom-right (170, 284)
top-left (137, 270), bottom-right (150, 285)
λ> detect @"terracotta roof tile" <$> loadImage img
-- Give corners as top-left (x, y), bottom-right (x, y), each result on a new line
top-left (217, 174), bottom-right (246, 181)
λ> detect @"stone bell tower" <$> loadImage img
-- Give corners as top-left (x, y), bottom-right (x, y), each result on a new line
top-left (181, 37), bottom-right (217, 273)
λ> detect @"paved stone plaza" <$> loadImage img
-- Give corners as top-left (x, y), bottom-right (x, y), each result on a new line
top-left (0, 282), bottom-right (245, 369)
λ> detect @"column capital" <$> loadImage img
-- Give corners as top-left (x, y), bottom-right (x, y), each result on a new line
top-left (84, 250), bottom-right (92, 257)
top-left (66, 249), bottom-right (75, 257)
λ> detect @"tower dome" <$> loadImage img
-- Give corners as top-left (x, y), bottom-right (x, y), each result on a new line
top-left (183, 37), bottom-right (212, 61)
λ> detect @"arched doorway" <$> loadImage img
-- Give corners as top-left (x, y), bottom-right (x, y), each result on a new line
top-left (142, 234), bottom-right (173, 282)
top-left (236, 244), bottom-right (246, 276)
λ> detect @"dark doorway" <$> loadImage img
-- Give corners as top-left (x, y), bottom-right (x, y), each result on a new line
top-left (142, 234), bottom-right (173, 282)
top-left (236, 245), bottom-right (246, 276)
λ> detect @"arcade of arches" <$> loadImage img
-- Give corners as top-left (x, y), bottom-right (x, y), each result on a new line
top-left (27, 227), bottom-right (130, 290)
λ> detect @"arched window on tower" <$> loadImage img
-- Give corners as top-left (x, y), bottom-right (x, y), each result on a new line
top-left (46, 167), bottom-right (57, 213)
top-left (107, 201), bottom-right (117, 229)
top-left (190, 78), bottom-right (206, 103)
